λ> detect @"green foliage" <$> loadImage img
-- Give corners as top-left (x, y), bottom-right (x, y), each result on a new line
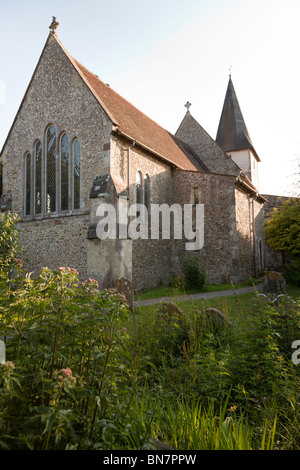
top-left (130, 291), bottom-right (300, 449)
top-left (182, 253), bottom-right (206, 290)
top-left (0, 214), bottom-right (299, 450)
top-left (0, 157), bottom-right (2, 197)
top-left (265, 198), bottom-right (300, 258)
top-left (0, 262), bottom-right (132, 449)
top-left (0, 212), bottom-right (22, 270)
top-left (283, 261), bottom-right (300, 287)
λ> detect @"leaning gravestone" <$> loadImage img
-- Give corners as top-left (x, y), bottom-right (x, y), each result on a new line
top-left (114, 277), bottom-right (134, 312)
top-left (262, 271), bottom-right (286, 297)
top-left (158, 300), bottom-right (183, 318)
top-left (204, 308), bottom-right (231, 328)
top-left (0, 340), bottom-right (5, 364)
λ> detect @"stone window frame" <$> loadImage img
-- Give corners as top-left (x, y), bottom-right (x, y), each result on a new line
top-left (45, 124), bottom-right (57, 214)
top-left (135, 170), bottom-right (143, 205)
top-left (143, 173), bottom-right (151, 210)
top-left (258, 237), bottom-right (264, 271)
top-left (72, 137), bottom-right (81, 210)
top-left (34, 139), bottom-right (43, 216)
top-left (24, 151), bottom-right (32, 216)
top-left (23, 125), bottom-right (81, 219)
top-left (59, 131), bottom-right (70, 212)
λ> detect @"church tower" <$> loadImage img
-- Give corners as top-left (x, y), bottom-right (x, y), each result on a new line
top-left (216, 76), bottom-right (260, 189)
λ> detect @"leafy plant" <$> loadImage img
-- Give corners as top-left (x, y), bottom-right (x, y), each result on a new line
top-left (265, 197), bottom-right (300, 258)
top-left (0, 265), bottom-right (132, 449)
top-left (182, 253), bottom-right (206, 290)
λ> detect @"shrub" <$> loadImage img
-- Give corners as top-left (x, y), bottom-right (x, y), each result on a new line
top-left (283, 261), bottom-right (300, 287)
top-left (0, 212), bottom-right (22, 270)
top-left (182, 253), bottom-right (206, 290)
top-left (0, 266), bottom-right (132, 449)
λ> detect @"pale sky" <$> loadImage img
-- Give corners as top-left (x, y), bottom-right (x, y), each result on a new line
top-left (1, 0), bottom-right (299, 196)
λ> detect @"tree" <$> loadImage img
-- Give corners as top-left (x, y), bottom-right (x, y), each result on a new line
top-left (265, 197), bottom-right (300, 259)
top-left (0, 156), bottom-right (2, 196)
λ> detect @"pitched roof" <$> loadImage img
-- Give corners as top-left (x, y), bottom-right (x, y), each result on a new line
top-left (52, 34), bottom-right (201, 172)
top-left (216, 77), bottom-right (260, 161)
top-left (1, 32), bottom-right (201, 172)
top-left (175, 110), bottom-right (240, 176)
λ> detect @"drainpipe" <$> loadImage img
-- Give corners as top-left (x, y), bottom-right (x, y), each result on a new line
top-left (127, 140), bottom-right (136, 202)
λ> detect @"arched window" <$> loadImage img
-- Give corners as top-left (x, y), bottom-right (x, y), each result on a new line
top-left (73, 139), bottom-right (80, 209)
top-left (136, 171), bottom-right (142, 204)
top-left (144, 174), bottom-right (150, 210)
top-left (25, 152), bottom-right (31, 216)
top-left (34, 141), bottom-right (42, 215)
top-left (60, 133), bottom-right (69, 211)
top-left (258, 238), bottom-right (264, 271)
top-left (46, 125), bottom-right (56, 213)
top-left (24, 128), bottom-right (81, 216)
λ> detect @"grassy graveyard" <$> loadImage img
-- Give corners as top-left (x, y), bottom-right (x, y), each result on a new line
top-left (0, 212), bottom-right (299, 450)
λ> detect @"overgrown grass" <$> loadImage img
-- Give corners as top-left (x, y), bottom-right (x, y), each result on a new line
top-left (0, 213), bottom-right (299, 450)
top-left (128, 285), bottom-right (300, 450)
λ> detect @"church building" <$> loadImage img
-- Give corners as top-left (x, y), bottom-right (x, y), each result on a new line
top-left (0, 22), bottom-right (270, 290)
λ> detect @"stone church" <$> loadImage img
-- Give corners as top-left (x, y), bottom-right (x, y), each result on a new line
top-left (0, 23), bottom-right (279, 291)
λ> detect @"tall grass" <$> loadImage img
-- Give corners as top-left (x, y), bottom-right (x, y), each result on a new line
top-left (127, 288), bottom-right (300, 450)
top-left (119, 393), bottom-right (278, 450)
top-left (0, 213), bottom-right (299, 450)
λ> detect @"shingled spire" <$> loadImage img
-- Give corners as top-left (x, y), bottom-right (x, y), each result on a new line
top-left (216, 76), bottom-right (260, 161)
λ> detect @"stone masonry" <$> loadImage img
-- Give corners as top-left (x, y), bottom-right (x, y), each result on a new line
top-left (0, 28), bottom-right (278, 293)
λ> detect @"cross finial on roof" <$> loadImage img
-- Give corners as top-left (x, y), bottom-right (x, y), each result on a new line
top-left (229, 65), bottom-right (232, 78)
top-left (185, 101), bottom-right (192, 112)
top-left (49, 16), bottom-right (59, 34)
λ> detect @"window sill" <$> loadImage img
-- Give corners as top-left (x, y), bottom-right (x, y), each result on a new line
top-left (21, 209), bottom-right (90, 222)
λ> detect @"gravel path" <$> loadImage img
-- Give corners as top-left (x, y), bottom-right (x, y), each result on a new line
top-left (134, 283), bottom-right (263, 307)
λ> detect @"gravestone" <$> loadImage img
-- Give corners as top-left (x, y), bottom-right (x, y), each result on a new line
top-left (141, 438), bottom-right (173, 450)
top-left (158, 300), bottom-right (183, 318)
top-left (0, 340), bottom-right (5, 364)
top-left (204, 308), bottom-right (229, 328)
top-left (262, 271), bottom-right (286, 297)
top-left (114, 277), bottom-right (134, 312)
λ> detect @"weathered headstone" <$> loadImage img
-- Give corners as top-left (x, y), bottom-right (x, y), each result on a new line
top-left (158, 300), bottom-right (183, 318)
top-left (114, 277), bottom-right (134, 312)
top-left (0, 340), bottom-right (5, 364)
top-left (262, 271), bottom-right (286, 297)
top-left (141, 438), bottom-right (174, 450)
top-left (204, 308), bottom-right (231, 328)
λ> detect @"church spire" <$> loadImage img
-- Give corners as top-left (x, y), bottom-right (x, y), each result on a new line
top-left (216, 76), bottom-right (260, 161)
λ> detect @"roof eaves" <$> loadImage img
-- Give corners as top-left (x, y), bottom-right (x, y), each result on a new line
top-left (113, 128), bottom-right (197, 171)
top-left (235, 176), bottom-right (267, 203)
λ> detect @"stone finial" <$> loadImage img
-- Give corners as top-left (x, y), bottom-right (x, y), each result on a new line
top-left (49, 16), bottom-right (59, 34)
top-left (185, 101), bottom-right (192, 112)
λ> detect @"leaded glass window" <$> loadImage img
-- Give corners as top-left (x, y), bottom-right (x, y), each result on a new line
top-left (24, 128), bottom-right (81, 216)
top-left (46, 125), bottom-right (56, 213)
top-left (144, 174), bottom-right (150, 210)
top-left (60, 133), bottom-right (69, 211)
top-left (136, 171), bottom-right (142, 204)
top-left (34, 141), bottom-right (42, 215)
top-left (25, 152), bottom-right (31, 216)
top-left (73, 139), bottom-right (80, 209)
